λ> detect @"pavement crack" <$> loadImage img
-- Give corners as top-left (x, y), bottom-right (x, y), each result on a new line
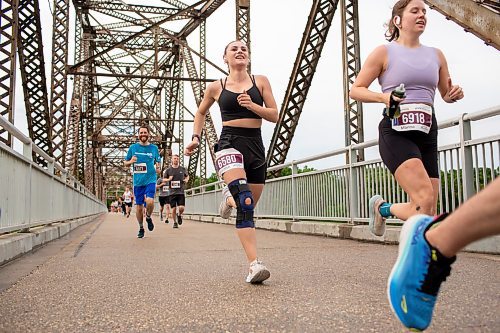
top-left (73, 218), bottom-right (104, 258)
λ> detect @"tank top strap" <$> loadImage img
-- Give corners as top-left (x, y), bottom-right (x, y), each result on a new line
top-left (220, 77), bottom-right (228, 90)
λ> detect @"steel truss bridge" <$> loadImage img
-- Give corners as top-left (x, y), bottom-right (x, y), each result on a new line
top-left (0, 0), bottom-right (498, 201)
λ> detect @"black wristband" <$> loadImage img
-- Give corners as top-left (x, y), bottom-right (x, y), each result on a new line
top-left (192, 134), bottom-right (201, 143)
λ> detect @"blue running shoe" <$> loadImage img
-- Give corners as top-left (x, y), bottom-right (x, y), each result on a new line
top-left (137, 228), bottom-right (145, 238)
top-left (146, 216), bottom-right (154, 231)
top-left (387, 214), bottom-right (455, 331)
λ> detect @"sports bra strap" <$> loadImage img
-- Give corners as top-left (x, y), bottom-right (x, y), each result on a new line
top-left (250, 74), bottom-right (256, 85)
top-left (221, 76), bottom-right (257, 91)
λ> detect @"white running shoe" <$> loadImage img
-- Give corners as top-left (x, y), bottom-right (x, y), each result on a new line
top-left (246, 259), bottom-right (270, 284)
top-left (219, 186), bottom-right (233, 219)
top-left (369, 194), bottom-right (387, 236)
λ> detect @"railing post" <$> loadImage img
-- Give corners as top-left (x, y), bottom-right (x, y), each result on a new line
top-left (291, 162), bottom-right (298, 221)
top-left (47, 157), bottom-right (55, 175)
top-left (348, 146), bottom-right (359, 224)
top-left (22, 139), bottom-right (33, 160)
top-left (459, 114), bottom-right (474, 202)
top-left (26, 143), bottom-right (33, 232)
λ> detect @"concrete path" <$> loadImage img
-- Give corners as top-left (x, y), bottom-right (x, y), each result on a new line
top-left (0, 213), bottom-right (498, 332)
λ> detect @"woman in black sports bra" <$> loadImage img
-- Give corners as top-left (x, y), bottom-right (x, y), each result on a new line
top-left (185, 40), bottom-right (278, 283)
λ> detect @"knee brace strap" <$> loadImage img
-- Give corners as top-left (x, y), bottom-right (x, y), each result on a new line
top-left (228, 179), bottom-right (255, 228)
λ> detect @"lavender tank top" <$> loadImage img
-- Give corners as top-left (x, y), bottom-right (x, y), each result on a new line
top-left (379, 42), bottom-right (440, 105)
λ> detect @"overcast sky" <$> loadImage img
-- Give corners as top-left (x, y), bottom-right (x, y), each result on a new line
top-left (12, 0), bottom-right (500, 173)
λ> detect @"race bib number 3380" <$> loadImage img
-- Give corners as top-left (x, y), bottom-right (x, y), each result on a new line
top-left (391, 103), bottom-right (433, 134)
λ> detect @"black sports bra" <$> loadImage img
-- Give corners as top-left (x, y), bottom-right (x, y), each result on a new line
top-left (218, 75), bottom-right (264, 122)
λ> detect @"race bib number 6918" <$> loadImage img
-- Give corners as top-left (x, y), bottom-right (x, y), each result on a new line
top-left (391, 103), bottom-right (433, 134)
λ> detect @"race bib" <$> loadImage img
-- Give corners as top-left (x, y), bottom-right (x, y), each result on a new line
top-left (162, 186), bottom-right (169, 192)
top-left (134, 163), bottom-right (147, 174)
top-left (215, 150), bottom-right (244, 175)
top-left (171, 180), bottom-right (181, 189)
top-left (391, 103), bottom-right (432, 134)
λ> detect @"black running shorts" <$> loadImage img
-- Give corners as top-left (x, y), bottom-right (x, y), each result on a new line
top-left (159, 195), bottom-right (170, 207)
top-left (214, 126), bottom-right (267, 184)
top-left (169, 194), bottom-right (185, 208)
top-left (378, 113), bottom-right (439, 178)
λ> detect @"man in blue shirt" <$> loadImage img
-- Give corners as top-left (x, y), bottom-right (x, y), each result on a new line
top-left (124, 125), bottom-right (161, 238)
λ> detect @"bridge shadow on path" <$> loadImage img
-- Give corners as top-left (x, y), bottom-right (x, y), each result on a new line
top-left (0, 213), bottom-right (499, 332)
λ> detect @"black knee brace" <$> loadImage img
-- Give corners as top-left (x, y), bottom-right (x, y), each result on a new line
top-left (228, 178), bottom-right (255, 228)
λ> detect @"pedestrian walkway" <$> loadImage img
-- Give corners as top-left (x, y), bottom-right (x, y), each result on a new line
top-left (0, 213), bottom-right (498, 332)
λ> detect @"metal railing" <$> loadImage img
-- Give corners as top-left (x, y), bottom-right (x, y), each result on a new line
top-left (0, 116), bottom-right (108, 234)
top-left (185, 106), bottom-right (500, 224)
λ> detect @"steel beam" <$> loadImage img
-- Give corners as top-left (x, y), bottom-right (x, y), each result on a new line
top-left (71, 0), bottom-right (207, 71)
top-left (161, 0), bottom-right (189, 9)
top-left (267, 0), bottom-right (339, 170)
top-left (88, 1), bottom-right (191, 15)
top-left (341, 0), bottom-right (364, 161)
top-left (199, 20), bottom-right (207, 184)
top-left (69, 70), bottom-right (216, 82)
top-left (178, 0), bottom-right (226, 39)
top-left (49, 0), bottom-right (70, 166)
top-left (0, 0), bottom-right (19, 146)
top-left (424, 0), bottom-right (499, 50)
top-left (178, 69), bottom-right (185, 167)
top-left (17, 0), bottom-right (52, 161)
top-left (182, 45), bottom-right (218, 187)
top-left (164, 52), bottom-right (182, 168)
top-left (236, 0), bottom-right (251, 73)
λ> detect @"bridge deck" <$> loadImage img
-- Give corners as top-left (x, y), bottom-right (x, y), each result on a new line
top-left (0, 213), bottom-right (498, 332)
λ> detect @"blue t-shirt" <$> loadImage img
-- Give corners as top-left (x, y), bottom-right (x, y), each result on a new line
top-left (125, 143), bottom-right (161, 186)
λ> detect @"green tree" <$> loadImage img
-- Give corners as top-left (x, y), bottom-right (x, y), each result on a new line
top-left (279, 165), bottom-right (316, 176)
top-left (439, 167), bottom-right (499, 211)
top-left (189, 173), bottom-right (220, 192)
top-left (205, 172), bottom-right (219, 191)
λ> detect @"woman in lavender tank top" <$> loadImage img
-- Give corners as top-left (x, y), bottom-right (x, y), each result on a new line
top-left (349, 0), bottom-right (464, 235)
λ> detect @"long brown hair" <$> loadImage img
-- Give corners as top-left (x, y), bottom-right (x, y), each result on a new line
top-left (385, 0), bottom-right (413, 41)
